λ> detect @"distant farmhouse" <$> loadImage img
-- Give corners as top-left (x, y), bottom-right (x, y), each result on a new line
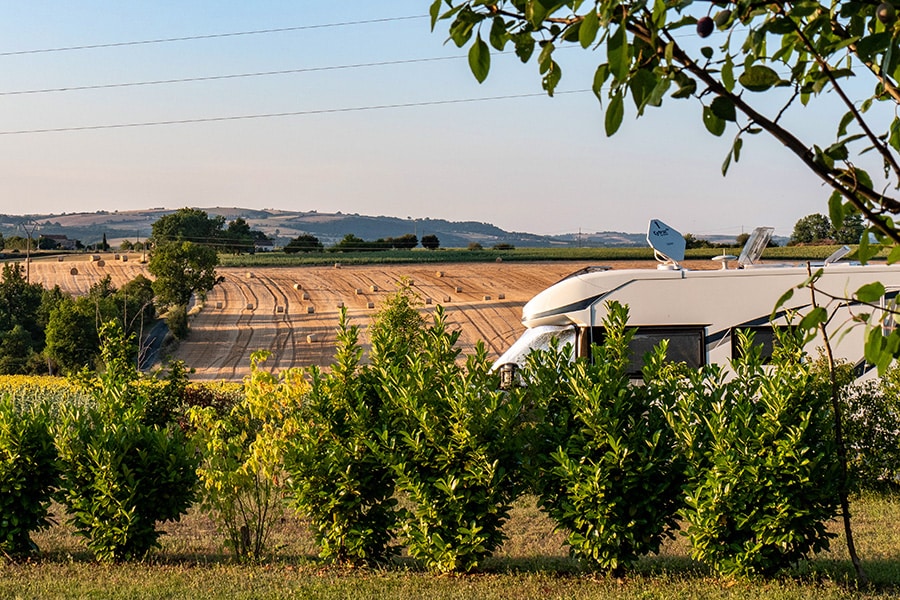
top-left (40, 234), bottom-right (77, 250)
top-left (254, 239), bottom-right (275, 252)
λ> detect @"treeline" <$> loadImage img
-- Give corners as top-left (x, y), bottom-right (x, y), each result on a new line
top-left (0, 263), bottom-right (155, 375)
top-left (284, 233), bottom-right (441, 253)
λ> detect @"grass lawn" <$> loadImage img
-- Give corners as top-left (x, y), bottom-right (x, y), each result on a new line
top-left (2, 493), bottom-right (899, 599)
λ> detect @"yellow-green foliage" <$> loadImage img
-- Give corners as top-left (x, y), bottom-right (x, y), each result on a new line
top-left (189, 352), bottom-right (304, 561)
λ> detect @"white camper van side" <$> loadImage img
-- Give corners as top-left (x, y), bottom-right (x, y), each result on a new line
top-left (495, 221), bottom-right (900, 380)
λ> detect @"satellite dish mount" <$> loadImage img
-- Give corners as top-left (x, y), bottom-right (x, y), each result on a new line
top-left (647, 219), bottom-right (686, 269)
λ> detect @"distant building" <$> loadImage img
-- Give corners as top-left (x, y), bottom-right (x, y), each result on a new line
top-left (41, 234), bottom-right (76, 250)
top-left (254, 240), bottom-right (275, 252)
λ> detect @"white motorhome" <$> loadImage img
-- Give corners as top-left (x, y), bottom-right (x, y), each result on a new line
top-left (495, 220), bottom-right (900, 382)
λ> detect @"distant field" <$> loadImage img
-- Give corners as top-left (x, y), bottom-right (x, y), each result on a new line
top-left (18, 248), bottom-right (860, 381)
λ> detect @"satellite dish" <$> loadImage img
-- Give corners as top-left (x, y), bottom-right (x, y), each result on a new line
top-left (647, 219), bottom-right (686, 266)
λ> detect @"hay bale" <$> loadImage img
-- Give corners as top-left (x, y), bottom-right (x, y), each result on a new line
top-left (498, 293), bottom-right (505, 300)
top-left (121, 255), bottom-right (128, 262)
top-left (70, 267), bottom-right (78, 276)
top-left (96, 260), bottom-right (105, 267)
top-left (370, 285), bottom-right (379, 293)
top-left (91, 255), bottom-right (101, 262)
top-left (336, 301), bottom-right (344, 308)
top-left (302, 292), bottom-right (310, 300)
top-left (455, 286), bottom-right (462, 293)
top-left (276, 305), bottom-right (284, 313)
top-left (483, 295), bottom-right (491, 301)
top-left (443, 296), bottom-right (451, 303)
top-left (496, 257), bottom-right (503, 262)
top-left (57, 256), bottom-right (64, 262)
top-left (367, 302), bottom-right (375, 309)
top-left (333, 263), bottom-right (341, 269)
top-left (246, 303), bottom-right (254, 310)
top-left (307, 306), bottom-right (315, 314)
top-left (293, 283), bottom-right (302, 290)
top-left (435, 271), bottom-right (444, 277)
top-left (216, 302), bottom-right (223, 309)
top-left (114, 254), bottom-right (120, 260)
top-left (355, 288), bottom-right (363, 295)
top-left (307, 333), bottom-right (320, 343)
top-left (246, 272), bottom-right (254, 279)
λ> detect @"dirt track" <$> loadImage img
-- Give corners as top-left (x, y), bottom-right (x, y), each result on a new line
top-left (22, 254), bottom-right (722, 381)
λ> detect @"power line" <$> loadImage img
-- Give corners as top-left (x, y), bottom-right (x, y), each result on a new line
top-left (0, 15), bottom-right (428, 57)
top-left (0, 55), bottom-right (466, 97)
top-left (0, 91), bottom-right (590, 136)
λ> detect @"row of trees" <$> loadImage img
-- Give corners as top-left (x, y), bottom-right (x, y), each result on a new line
top-left (0, 263), bottom-right (155, 375)
top-left (790, 213), bottom-right (867, 245)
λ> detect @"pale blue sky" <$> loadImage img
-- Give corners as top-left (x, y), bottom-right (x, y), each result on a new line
top-left (0, 2), bottom-right (883, 238)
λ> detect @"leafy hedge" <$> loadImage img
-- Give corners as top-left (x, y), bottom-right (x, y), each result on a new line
top-left (0, 297), bottom-right (895, 578)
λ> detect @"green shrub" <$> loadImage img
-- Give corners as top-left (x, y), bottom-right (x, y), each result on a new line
top-left (377, 308), bottom-right (529, 573)
top-left (0, 395), bottom-right (59, 558)
top-left (189, 353), bottom-right (287, 561)
top-left (668, 331), bottom-right (841, 577)
top-left (55, 323), bottom-right (198, 561)
top-left (280, 313), bottom-right (397, 565)
top-left (521, 302), bottom-right (684, 573)
top-left (839, 366), bottom-right (900, 491)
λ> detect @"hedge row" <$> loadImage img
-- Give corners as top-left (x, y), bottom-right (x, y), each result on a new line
top-left (1, 299), bottom-right (898, 577)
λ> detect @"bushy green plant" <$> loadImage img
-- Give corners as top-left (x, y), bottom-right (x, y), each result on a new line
top-left (55, 323), bottom-right (198, 561)
top-left (839, 364), bottom-right (900, 491)
top-left (668, 331), bottom-right (841, 577)
top-left (520, 302), bottom-right (684, 573)
top-left (377, 307), bottom-right (528, 573)
top-left (0, 395), bottom-right (59, 559)
top-left (189, 352), bottom-right (288, 561)
top-left (280, 312), bottom-right (397, 565)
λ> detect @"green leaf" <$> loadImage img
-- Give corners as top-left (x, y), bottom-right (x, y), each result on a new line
top-left (580, 7), bottom-right (600, 49)
top-left (739, 65), bottom-right (781, 92)
top-left (468, 34), bottom-right (491, 83)
top-left (887, 244), bottom-right (900, 265)
top-left (511, 32), bottom-right (535, 62)
top-left (856, 282), bottom-right (886, 303)
top-left (889, 117), bottom-right (900, 153)
top-left (593, 64), bottom-right (610, 102)
top-left (542, 59), bottom-right (562, 96)
top-left (429, 0), bottom-right (443, 30)
top-left (827, 191), bottom-right (844, 233)
top-left (629, 68), bottom-right (658, 113)
top-left (608, 24), bottom-right (629, 81)
top-left (722, 136), bottom-right (742, 176)
top-left (703, 106), bottom-right (726, 136)
top-left (772, 288), bottom-right (794, 319)
top-left (799, 307), bottom-right (828, 332)
top-left (489, 16), bottom-right (507, 51)
top-left (710, 96), bottom-right (737, 122)
top-left (722, 55), bottom-right (735, 92)
top-left (606, 91), bottom-right (625, 137)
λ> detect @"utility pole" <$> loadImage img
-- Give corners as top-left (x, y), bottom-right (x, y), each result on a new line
top-left (20, 219), bottom-right (38, 283)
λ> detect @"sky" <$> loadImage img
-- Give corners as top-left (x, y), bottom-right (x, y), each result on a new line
top-left (0, 2), bottom-right (886, 238)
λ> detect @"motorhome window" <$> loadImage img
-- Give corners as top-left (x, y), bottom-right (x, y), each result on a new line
top-left (586, 326), bottom-right (705, 376)
top-left (730, 326), bottom-right (786, 363)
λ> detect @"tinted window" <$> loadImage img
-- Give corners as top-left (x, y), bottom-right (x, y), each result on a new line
top-left (586, 327), bottom-right (705, 376)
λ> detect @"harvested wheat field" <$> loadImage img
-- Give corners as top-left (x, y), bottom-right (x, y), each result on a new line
top-left (22, 254), bottom-right (722, 381)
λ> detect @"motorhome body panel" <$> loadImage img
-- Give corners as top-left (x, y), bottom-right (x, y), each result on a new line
top-left (504, 262), bottom-right (900, 376)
